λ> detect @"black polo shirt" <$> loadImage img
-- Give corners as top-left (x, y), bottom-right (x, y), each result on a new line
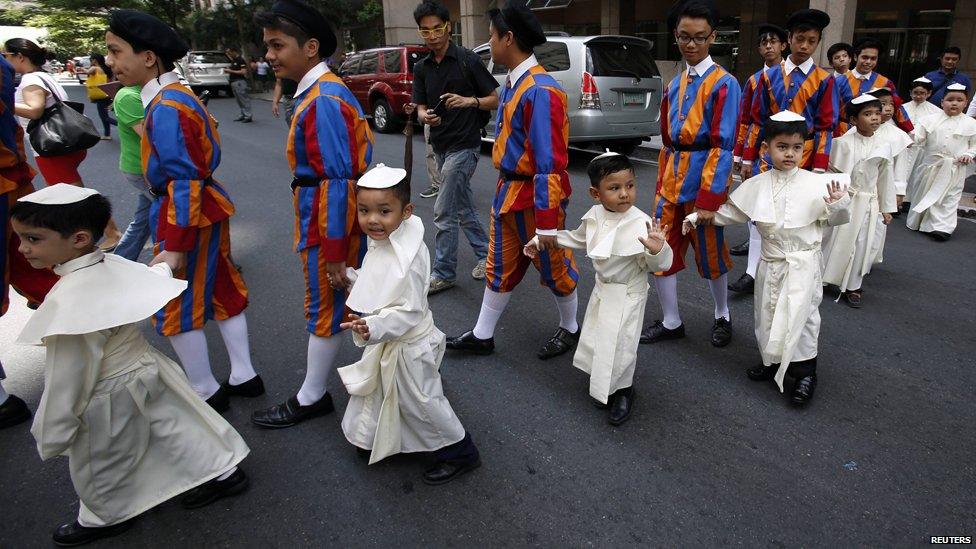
top-left (412, 42), bottom-right (498, 154)
top-left (228, 56), bottom-right (247, 82)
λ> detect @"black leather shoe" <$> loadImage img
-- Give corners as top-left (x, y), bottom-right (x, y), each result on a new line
top-left (0, 394), bottom-right (31, 429)
top-left (250, 393), bottom-right (334, 428)
top-left (728, 273), bottom-right (755, 294)
top-left (205, 386), bottom-right (230, 413)
top-left (537, 327), bottom-right (580, 360)
top-left (929, 231), bottom-right (951, 242)
top-left (445, 330), bottom-right (494, 355)
top-left (608, 388), bottom-right (634, 426)
top-left (639, 320), bottom-right (685, 344)
top-left (746, 364), bottom-right (777, 381)
top-left (422, 457), bottom-right (481, 485)
top-left (710, 317), bottom-right (732, 347)
top-left (843, 290), bottom-right (862, 309)
top-left (729, 240), bottom-right (750, 256)
top-left (241, 117), bottom-right (253, 123)
top-left (53, 519), bottom-right (134, 546)
top-left (233, 115), bottom-right (245, 122)
top-left (180, 467), bottom-right (249, 509)
top-left (221, 375), bottom-right (265, 398)
top-left (791, 375), bottom-right (817, 406)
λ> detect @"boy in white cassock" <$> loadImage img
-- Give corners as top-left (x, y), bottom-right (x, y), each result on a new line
top-left (337, 164), bottom-right (480, 486)
top-left (822, 94), bottom-right (897, 309)
top-left (901, 77), bottom-right (942, 209)
top-left (9, 184), bottom-right (249, 547)
top-left (524, 153), bottom-right (672, 425)
top-left (866, 87), bottom-right (914, 220)
top-left (683, 112), bottom-right (851, 406)
top-left (906, 82), bottom-right (976, 241)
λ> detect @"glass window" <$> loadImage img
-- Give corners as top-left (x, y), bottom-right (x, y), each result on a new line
top-left (359, 52), bottom-right (378, 74)
top-left (340, 55), bottom-right (361, 76)
top-left (492, 42), bottom-right (570, 75)
top-left (586, 41), bottom-right (660, 78)
top-left (477, 48), bottom-right (492, 68)
top-left (384, 50), bottom-right (402, 73)
top-left (189, 52), bottom-right (230, 64)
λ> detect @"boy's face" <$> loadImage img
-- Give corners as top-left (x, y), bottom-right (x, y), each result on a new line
top-left (910, 86), bottom-right (931, 103)
top-left (105, 31), bottom-right (155, 86)
top-left (758, 36), bottom-right (785, 65)
top-left (675, 17), bottom-right (714, 66)
top-left (766, 133), bottom-right (805, 171)
top-left (262, 27), bottom-right (318, 81)
top-left (942, 91), bottom-right (968, 115)
top-left (10, 220), bottom-right (92, 269)
top-left (855, 47), bottom-right (879, 74)
top-left (851, 105), bottom-right (882, 135)
top-left (831, 50), bottom-right (850, 73)
top-left (788, 29), bottom-right (821, 64)
top-left (588, 169), bottom-right (636, 213)
top-left (418, 15), bottom-right (450, 52)
top-left (488, 23), bottom-right (514, 66)
top-left (356, 188), bottom-right (413, 240)
top-left (876, 95), bottom-right (894, 122)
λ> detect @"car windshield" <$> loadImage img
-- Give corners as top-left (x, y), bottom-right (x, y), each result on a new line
top-left (587, 42), bottom-right (659, 79)
top-left (189, 53), bottom-right (229, 65)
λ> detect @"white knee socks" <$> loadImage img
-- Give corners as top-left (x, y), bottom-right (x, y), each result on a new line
top-left (553, 290), bottom-right (579, 333)
top-left (216, 313), bottom-right (258, 385)
top-left (746, 222), bottom-right (762, 278)
top-left (708, 274), bottom-right (730, 320)
top-left (297, 334), bottom-right (342, 406)
top-left (472, 288), bottom-right (513, 340)
top-left (169, 329), bottom-right (220, 399)
top-left (654, 274), bottom-right (682, 329)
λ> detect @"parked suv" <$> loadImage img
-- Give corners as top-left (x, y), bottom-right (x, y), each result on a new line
top-left (179, 51), bottom-right (232, 96)
top-left (339, 45), bottom-right (429, 133)
top-left (473, 35), bottom-right (661, 155)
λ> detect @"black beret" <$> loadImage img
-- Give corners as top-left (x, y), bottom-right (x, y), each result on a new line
top-left (757, 24), bottom-right (787, 43)
top-left (269, 0), bottom-right (337, 58)
top-left (666, 0), bottom-right (719, 33)
top-left (786, 8), bottom-right (830, 32)
top-left (109, 9), bottom-right (188, 63)
top-left (488, 0), bottom-right (546, 49)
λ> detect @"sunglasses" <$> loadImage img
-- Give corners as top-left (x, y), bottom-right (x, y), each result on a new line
top-left (417, 22), bottom-right (450, 39)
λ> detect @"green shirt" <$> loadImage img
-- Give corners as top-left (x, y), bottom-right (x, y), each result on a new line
top-left (114, 86), bottom-right (144, 174)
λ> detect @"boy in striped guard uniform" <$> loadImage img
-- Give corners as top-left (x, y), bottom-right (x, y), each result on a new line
top-left (446, 0), bottom-right (581, 360)
top-left (251, 0), bottom-right (374, 428)
top-left (834, 39), bottom-right (913, 137)
top-left (106, 10), bottom-right (262, 413)
top-left (639, 0), bottom-right (740, 349)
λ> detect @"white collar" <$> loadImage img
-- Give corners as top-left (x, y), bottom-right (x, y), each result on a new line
top-left (784, 56), bottom-right (815, 75)
top-left (140, 71), bottom-right (181, 108)
top-left (833, 70), bottom-right (846, 77)
top-left (771, 166), bottom-right (800, 180)
top-left (853, 69), bottom-right (872, 80)
top-left (295, 61), bottom-right (331, 98)
top-left (54, 250), bottom-right (104, 276)
top-left (686, 56), bottom-right (714, 77)
top-left (764, 60), bottom-right (781, 72)
top-left (507, 54), bottom-right (539, 86)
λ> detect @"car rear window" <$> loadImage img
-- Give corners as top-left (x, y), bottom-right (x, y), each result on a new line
top-left (384, 51), bottom-right (402, 73)
top-left (340, 55), bottom-right (361, 75)
top-left (586, 42), bottom-right (659, 79)
top-left (491, 42), bottom-right (570, 75)
top-left (189, 52), bottom-right (229, 64)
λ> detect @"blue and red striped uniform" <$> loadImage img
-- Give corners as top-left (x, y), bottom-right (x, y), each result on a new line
top-left (488, 62), bottom-right (578, 295)
top-left (834, 71), bottom-right (913, 136)
top-left (655, 58), bottom-right (739, 279)
top-left (733, 68), bottom-right (764, 162)
top-left (287, 64), bottom-right (372, 336)
top-left (142, 73), bottom-right (248, 336)
top-left (1, 55), bottom-right (56, 315)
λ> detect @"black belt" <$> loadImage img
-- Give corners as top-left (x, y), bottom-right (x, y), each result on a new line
top-left (499, 170), bottom-right (531, 182)
top-left (291, 176), bottom-right (321, 190)
top-left (669, 143), bottom-right (711, 152)
top-left (148, 177), bottom-right (214, 198)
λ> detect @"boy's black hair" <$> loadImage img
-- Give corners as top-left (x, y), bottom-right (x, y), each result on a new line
top-left (847, 98), bottom-right (882, 120)
top-left (487, 9), bottom-right (533, 53)
top-left (827, 42), bottom-right (853, 60)
top-left (763, 118), bottom-right (808, 142)
top-left (356, 180), bottom-right (411, 208)
top-left (413, 0), bottom-right (450, 26)
top-left (790, 23), bottom-right (823, 38)
top-left (253, 12), bottom-right (319, 59)
top-left (868, 87), bottom-right (893, 99)
top-left (942, 46), bottom-right (962, 57)
top-left (676, 3), bottom-right (718, 32)
top-left (910, 79), bottom-right (934, 92)
top-left (944, 88), bottom-right (970, 100)
top-left (853, 38), bottom-right (883, 58)
top-left (587, 154), bottom-right (635, 188)
top-left (10, 195), bottom-right (112, 242)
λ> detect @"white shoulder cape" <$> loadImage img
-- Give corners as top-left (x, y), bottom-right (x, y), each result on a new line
top-left (831, 131), bottom-right (893, 175)
top-left (580, 205), bottom-right (652, 259)
top-left (919, 111), bottom-right (976, 136)
top-left (347, 215), bottom-right (425, 314)
top-left (729, 169), bottom-right (837, 228)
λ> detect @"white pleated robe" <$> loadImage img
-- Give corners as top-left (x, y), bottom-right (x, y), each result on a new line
top-left (906, 111), bottom-right (976, 235)
top-left (338, 216), bottom-right (466, 465)
top-left (902, 100), bottom-right (943, 197)
top-left (687, 168), bottom-right (852, 391)
top-left (863, 121), bottom-right (913, 264)
top-left (17, 251), bottom-right (249, 527)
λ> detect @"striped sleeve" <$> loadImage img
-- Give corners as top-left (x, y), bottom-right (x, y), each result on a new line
top-left (811, 75), bottom-right (839, 171)
top-left (834, 76), bottom-right (853, 136)
top-left (149, 104), bottom-right (206, 251)
top-left (888, 80), bottom-right (915, 134)
top-left (733, 74), bottom-right (756, 161)
top-left (696, 76), bottom-right (740, 210)
top-left (742, 74), bottom-right (769, 163)
top-left (526, 86), bottom-right (569, 230)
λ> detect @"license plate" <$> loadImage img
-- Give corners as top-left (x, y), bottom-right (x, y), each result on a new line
top-left (623, 92), bottom-right (645, 106)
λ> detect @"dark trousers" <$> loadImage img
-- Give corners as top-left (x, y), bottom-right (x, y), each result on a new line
top-left (434, 432), bottom-right (479, 464)
top-left (94, 99), bottom-right (117, 136)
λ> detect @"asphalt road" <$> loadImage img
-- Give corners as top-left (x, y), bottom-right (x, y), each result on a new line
top-left (1, 85), bottom-right (974, 548)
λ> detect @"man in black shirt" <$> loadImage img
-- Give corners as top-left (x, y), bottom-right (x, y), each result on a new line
top-left (224, 47), bottom-right (252, 122)
top-left (411, 0), bottom-right (499, 294)
top-left (272, 77), bottom-right (298, 125)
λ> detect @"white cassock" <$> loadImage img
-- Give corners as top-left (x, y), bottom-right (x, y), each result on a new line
top-left (906, 111), bottom-right (976, 235)
top-left (822, 130), bottom-right (896, 294)
top-left (862, 121), bottom-right (913, 263)
top-left (532, 205), bottom-right (672, 404)
top-left (338, 216), bottom-right (465, 465)
top-left (17, 250), bottom-right (249, 527)
top-left (687, 169), bottom-right (852, 391)
top-left (902, 100), bottom-right (943, 196)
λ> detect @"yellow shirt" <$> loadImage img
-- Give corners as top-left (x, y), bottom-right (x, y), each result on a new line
top-left (85, 69), bottom-right (108, 100)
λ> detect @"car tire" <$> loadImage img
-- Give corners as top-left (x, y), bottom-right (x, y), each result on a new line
top-left (371, 98), bottom-right (401, 134)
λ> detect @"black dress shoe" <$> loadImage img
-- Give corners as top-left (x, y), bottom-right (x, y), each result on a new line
top-left (729, 240), bottom-right (750, 256)
top-left (221, 375), bottom-right (265, 398)
top-left (445, 330), bottom-right (494, 355)
top-left (929, 231), bottom-right (951, 242)
top-left (180, 467), bottom-right (249, 509)
top-left (790, 375), bottom-right (817, 405)
top-left (53, 519), bottom-right (134, 547)
top-left (710, 317), bottom-right (732, 347)
top-left (746, 364), bottom-right (777, 381)
top-left (205, 386), bottom-right (230, 413)
top-left (422, 457), bottom-right (481, 485)
top-left (537, 327), bottom-right (580, 360)
top-left (250, 393), bottom-right (334, 428)
top-left (728, 273), bottom-right (755, 294)
top-left (233, 115), bottom-right (245, 122)
top-left (241, 117), bottom-right (253, 123)
top-left (608, 388), bottom-right (634, 426)
top-left (843, 290), bottom-right (862, 309)
top-left (0, 394), bottom-right (32, 429)
top-left (639, 320), bottom-right (685, 344)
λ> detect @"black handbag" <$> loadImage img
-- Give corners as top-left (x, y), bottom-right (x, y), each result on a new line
top-left (25, 75), bottom-right (100, 157)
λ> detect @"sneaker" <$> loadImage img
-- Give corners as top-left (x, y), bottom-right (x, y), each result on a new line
top-left (471, 258), bottom-right (487, 280)
top-left (428, 278), bottom-right (455, 295)
top-left (420, 185), bottom-right (440, 198)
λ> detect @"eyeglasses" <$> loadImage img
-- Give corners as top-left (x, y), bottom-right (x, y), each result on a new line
top-left (676, 33), bottom-right (713, 45)
top-left (418, 22), bottom-right (450, 39)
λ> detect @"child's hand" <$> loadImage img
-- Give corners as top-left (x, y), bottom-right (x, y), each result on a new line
top-left (958, 155), bottom-right (973, 165)
top-left (150, 250), bottom-right (186, 272)
top-left (523, 242), bottom-right (539, 258)
top-left (882, 212), bottom-right (892, 225)
top-left (681, 219), bottom-right (695, 235)
top-left (340, 314), bottom-right (370, 341)
top-left (638, 218), bottom-right (669, 253)
top-left (738, 162), bottom-right (752, 181)
top-left (824, 180), bottom-right (846, 204)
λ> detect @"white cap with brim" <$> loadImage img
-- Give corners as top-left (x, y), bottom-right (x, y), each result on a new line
top-left (947, 83), bottom-right (968, 92)
top-left (18, 183), bottom-right (100, 205)
top-left (913, 76), bottom-right (932, 84)
top-left (850, 93), bottom-right (878, 105)
top-left (770, 111), bottom-right (805, 122)
top-left (357, 163), bottom-right (407, 189)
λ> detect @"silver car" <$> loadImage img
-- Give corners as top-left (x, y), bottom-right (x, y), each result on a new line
top-left (474, 35), bottom-right (662, 155)
top-left (179, 51), bottom-right (232, 96)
